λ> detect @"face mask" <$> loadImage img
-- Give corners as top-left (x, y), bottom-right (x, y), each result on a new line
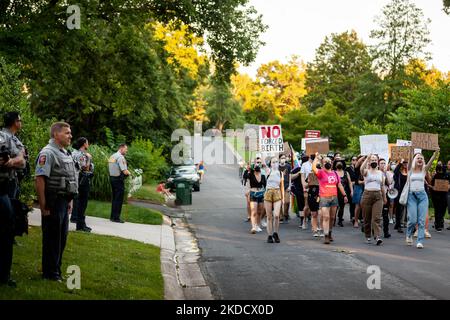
top-left (324, 163), bottom-right (332, 170)
top-left (370, 162), bottom-right (378, 169)
top-left (336, 164), bottom-right (343, 170)
top-left (316, 164), bottom-right (322, 169)
top-left (310, 155), bottom-right (315, 161)
top-left (280, 159), bottom-right (286, 165)
top-left (272, 163), bottom-right (279, 170)
top-left (391, 165), bottom-right (396, 171)
top-left (254, 167), bottom-right (261, 172)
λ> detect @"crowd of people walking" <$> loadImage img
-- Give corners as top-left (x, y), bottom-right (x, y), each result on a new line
top-left (241, 149), bottom-right (449, 249)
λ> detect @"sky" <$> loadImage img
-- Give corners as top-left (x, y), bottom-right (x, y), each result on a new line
top-left (239, 0), bottom-right (450, 77)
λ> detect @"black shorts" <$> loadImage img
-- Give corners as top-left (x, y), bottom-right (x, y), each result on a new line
top-left (295, 190), bottom-right (305, 212)
top-left (308, 186), bottom-right (320, 212)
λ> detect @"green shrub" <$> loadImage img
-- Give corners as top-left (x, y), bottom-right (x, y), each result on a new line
top-left (0, 57), bottom-right (52, 205)
top-left (127, 137), bottom-right (168, 183)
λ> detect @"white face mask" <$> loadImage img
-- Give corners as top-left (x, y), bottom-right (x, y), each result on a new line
top-left (272, 162), bottom-right (279, 170)
top-left (391, 165), bottom-right (396, 171)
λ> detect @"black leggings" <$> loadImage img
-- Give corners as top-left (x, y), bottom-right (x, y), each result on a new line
top-left (395, 200), bottom-right (406, 229)
top-left (337, 192), bottom-right (352, 222)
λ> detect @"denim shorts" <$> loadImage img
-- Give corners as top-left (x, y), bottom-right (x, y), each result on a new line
top-left (319, 196), bottom-right (339, 208)
top-left (250, 190), bottom-right (265, 203)
top-left (352, 185), bottom-right (363, 204)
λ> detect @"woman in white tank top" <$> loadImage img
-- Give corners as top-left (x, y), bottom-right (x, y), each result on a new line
top-left (404, 150), bottom-right (439, 249)
top-left (360, 154), bottom-right (387, 246)
top-left (263, 157), bottom-right (285, 244)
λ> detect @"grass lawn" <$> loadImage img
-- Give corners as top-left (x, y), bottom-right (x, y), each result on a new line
top-left (86, 200), bottom-right (162, 225)
top-left (131, 182), bottom-right (165, 205)
top-left (0, 226), bottom-right (163, 299)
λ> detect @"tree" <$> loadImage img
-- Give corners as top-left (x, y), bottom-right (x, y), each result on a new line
top-left (282, 101), bottom-right (357, 152)
top-left (204, 82), bottom-right (243, 131)
top-left (386, 81), bottom-right (450, 160)
top-left (370, 0), bottom-right (431, 79)
top-left (304, 30), bottom-right (373, 114)
top-left (444, 0), bottom-right (450, 14)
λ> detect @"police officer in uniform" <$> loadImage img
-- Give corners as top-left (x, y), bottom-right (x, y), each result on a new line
top-left (0, 112), bottom-right (26, 287)
top-left (108, 144), bottom-right (130, 223)
top-left (71, 137), bottom-right (94, 232)
top-left (35, 122), bottom-right (78, 281)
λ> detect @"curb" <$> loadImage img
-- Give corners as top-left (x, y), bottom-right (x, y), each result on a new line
top-left (160, 215), bottom-right (213, 300)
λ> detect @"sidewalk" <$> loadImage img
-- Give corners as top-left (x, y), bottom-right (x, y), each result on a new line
top-left (28, 208), bottom-right (174, 250)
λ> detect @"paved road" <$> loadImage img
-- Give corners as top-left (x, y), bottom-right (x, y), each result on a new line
top-left (182, 143), bottom-right (450, 300)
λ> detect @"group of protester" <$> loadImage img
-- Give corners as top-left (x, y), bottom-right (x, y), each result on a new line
top-left (241, 149), bottom-right (450, 249)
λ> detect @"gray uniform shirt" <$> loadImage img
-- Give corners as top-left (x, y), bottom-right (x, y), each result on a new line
top-left (0, 128), bottom-right (25, 179)
top-left (35, 139), bottom-right (70, 178)
top-left (108, 151), bottom-right (127, 177)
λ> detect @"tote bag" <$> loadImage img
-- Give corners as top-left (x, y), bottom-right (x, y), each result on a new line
top-left (399, 172), bottom-right (411, 206)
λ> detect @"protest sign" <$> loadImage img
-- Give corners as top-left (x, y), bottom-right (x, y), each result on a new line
top-left (305, 138), bottom-right (329, 155)
top-left (282, 142), bottom-right (291, 156)
top-left (390, 146), bottom-right (412, 162)
top-left (259, 125), bottom-right (284, 153)
top-left (305, 130), bottom-right (321, 138)
top-left (301, 138), bottom-right (322, 151)
top-left (434, 179), bottom-right (449, 192)
top-left (411, 132), bottom-right (439, 150)
top-left (396, 139), bottom-right (412, 147)
top-left (359, 134), bottom-right (389, 162)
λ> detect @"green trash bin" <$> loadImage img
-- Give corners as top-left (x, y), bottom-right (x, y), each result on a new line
top-left (176, 180), bottom-right (192, 205)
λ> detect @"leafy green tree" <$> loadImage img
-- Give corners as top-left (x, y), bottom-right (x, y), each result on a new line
top-left (304, 30), bottom-right (373, 114)
top-left (282, 101), bottom-right (357, 152)
top-left (370, 0), bottom-right (431, 122)
top-left (204, 81), bottom-right (243, 131)
top-left (444, 0), bottom-right (450, 14)
top-left (386, 81), bottom-right (450, 160)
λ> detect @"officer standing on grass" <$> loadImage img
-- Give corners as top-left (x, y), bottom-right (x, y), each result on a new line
top-left (108, 144), bottom-right (130, 223)
top-left (35, 122), bottom-right (78, 282)
top-left (71, 137), bottom-right (94, 232)
top-left (0, 112), bottom-right (26, 287)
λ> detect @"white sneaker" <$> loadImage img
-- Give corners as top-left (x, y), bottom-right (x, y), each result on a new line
top-left (425, 230), bottom-right (431, 238)
top-left (417, 243), bottom-right (424, 249)
top-left (406, 236), bottom-right (413, 245)
top-left (318, 229), bottom-right (325, 237)
top-left (389, 218), bottom-right (394, 224)
top-left (313, 231), bottom-right (320, 238)
top-left (302, 222), bottom-right (307, 230)
top-left (256, 226), bottom-right (263, 233)
top-left (413, 230), bottom-right (418, 238)
top-left (261, 220), bottom-right (267, 228)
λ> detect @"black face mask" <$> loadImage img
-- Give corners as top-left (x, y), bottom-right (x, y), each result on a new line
top-left (324, 163), bottom-right (332, 170)
top-left (370, 162), bottom-right (378, 169)
top-left (336, 164), bottom-right (343, 170)
top-left (254, 167), bottom-right (261, 172)
top-left (316, 164), bottom-right (322, 169)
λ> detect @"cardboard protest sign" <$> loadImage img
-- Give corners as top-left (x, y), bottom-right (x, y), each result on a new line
top-left (259, 125), bottom-right (284, 153)
top-left (359, 135), bottom-right (389, 162)
top-left (305, 138), bottom-right (329, 155)
top-left (307, 172), bottom-right (319, 186)
top-left (434, 179), bottom-right (449, 192)
top-left (390, 146), bottom-right (412, 162)
top-left (301, 138), bottom-right (322, 151)
top-left (282, 142), bottom-right (291, 156)
top-left (411, 132), bottom-right (439, 151)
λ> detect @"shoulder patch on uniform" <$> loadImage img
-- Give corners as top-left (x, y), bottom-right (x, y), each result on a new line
top-left (38, 154), bottom-right (46, 166)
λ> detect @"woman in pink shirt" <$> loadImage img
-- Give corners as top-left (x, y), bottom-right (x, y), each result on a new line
top-left (312, 153), bottom-right (348, 244)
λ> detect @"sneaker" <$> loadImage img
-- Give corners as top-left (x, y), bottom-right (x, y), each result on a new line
top-left (267, 235), bottom-right (274, 243)
top-left (261, 220), bottom-right (267, 228)
top-left (436, 228), bottom-right (442, 233)
top-left (384, 233), bottom-right (391, 239)
top-left (318, 229), bottom-right (325, 237)
top-left (376, 237), bottom-right (383, 246)
top-left (256, 226), bottom-right (263, 233)
top-left (324, 235), bottom-right (330, 244)
top-left (244, 217), bottom-right (251, 222)
top-left (338, 221), bottom-right (344, 227)
top-left (389, 218), bottom-right (394, 224)
top-left (416, 242), bottom-right (424, 249)
top-left (313, 231), bottom-right (320, 238)
top-left (425, 230), bottom-right (431, 238)
top-left (397, 228), bottom-right (404, 234)
top-left (302, 222), bottom-right (307, 230)
top-left (413, 230), bottom-right (418, 238)
top-left (406, 236), bottom-right (413, 245)
top-left (366, 238), bottom-right (372, 244)
top-left (273, 232), bottom-right (280, 243)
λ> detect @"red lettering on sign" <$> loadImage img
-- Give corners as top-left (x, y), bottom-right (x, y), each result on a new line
top-left (272, 126), bottom-right (281, 138)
